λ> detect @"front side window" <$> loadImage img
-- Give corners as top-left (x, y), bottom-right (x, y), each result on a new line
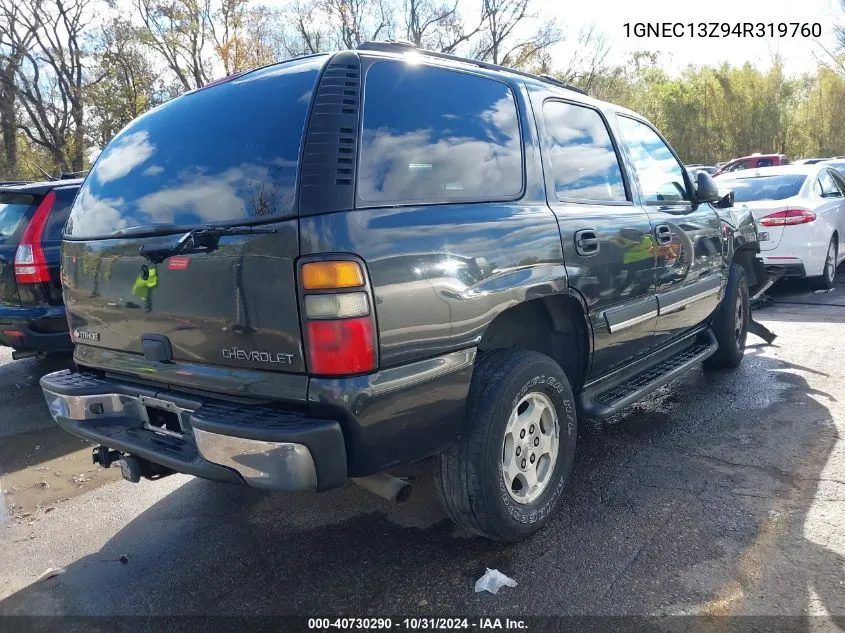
top-left (542, 101), bottom-right (627, 202)
top-left (616, 116), bottom-right (689, 205)
top-left (358, 62), bottom-right (523, 205)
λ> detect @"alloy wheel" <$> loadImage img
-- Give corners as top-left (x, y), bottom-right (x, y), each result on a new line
top-left (501, 391), bottom-right (559, 505)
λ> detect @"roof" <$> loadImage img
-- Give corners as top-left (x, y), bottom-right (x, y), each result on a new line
top-left (0, 178), bottom-right (82, 195)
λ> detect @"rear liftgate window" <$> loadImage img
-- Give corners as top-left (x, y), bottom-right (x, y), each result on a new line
top-left (358, 61), bottom-right (523, 205)
top-left (66, 55), bottom-right (325, 239)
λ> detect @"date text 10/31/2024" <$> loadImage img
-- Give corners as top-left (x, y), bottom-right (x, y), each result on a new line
top-left (307, 618), bottom-right (528, 630)
top-left (624, 22), bottom-right (821, 38)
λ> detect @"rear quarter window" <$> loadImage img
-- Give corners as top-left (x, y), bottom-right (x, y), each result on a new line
top-left (66, 55), bottom-right (326, 239)
top-left (43, 187), bottom-right (78, 241)
top-left (358, 61), bottom-right (523, 205)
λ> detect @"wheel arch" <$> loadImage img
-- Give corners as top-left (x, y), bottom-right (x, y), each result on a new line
top-left (477, 292), bottom-right (592, 392)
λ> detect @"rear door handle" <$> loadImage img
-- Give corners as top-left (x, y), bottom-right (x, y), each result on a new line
top-left (654, 224), bottom-right (673, 245)
top-left (574, 229), bottom-right (600, 256)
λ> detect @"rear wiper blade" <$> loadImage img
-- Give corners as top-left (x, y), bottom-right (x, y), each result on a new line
top-left (139, 224), bottom-right (277, 264)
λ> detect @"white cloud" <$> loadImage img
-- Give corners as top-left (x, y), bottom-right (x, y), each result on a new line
top-left (94, 131), bottom-right (156, 185)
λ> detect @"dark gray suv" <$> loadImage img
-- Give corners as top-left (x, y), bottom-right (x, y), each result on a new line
top-left (40, 42), bottom-right (765, 542)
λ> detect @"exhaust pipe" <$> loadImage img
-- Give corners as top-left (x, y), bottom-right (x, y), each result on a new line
top-left (352, 472), bottom-right (412, 504)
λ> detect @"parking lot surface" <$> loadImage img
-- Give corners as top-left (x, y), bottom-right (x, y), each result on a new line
top-left (1, 280), bottom-right (844, 619)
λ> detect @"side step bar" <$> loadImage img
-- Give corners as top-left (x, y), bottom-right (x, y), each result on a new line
top-left (579, 330), bottom-right (718, 419)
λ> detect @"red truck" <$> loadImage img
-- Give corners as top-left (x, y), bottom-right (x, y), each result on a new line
top-left (713, 153), bottom-right (789, 176)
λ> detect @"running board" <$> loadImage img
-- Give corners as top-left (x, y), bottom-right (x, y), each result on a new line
top-left (579, 330), bottom-right (718, 419)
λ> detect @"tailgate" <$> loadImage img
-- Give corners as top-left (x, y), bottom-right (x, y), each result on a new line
top-left (62, 220), bottom-right (305, 373)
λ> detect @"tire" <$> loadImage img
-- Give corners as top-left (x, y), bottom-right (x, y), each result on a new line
top-left (435, 349), bottom-right (577, 542)
top-left (704, 264), bottom-right (749, 370)
top-left (815, 235), bottom-right (838, 290)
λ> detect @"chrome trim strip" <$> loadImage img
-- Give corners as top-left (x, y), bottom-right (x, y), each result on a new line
top-left (658, 284), bottom-right (721, 315)
top-left (605, 309), bottom-right (658, 334)
top-left (194, 428), bottom-right (318, 491)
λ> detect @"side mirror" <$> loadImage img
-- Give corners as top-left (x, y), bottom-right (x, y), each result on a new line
top-left (693, 171), bottom-right (721, 204)
top-left (716, 190), bottom-right (734, 209)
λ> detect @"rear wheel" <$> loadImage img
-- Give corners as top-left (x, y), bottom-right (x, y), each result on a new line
top-left (705, 264), bottom-right (748, 370)
top-left (435, 349), bottom-right (577, 542)
top-left (816, 235), bottom-right (837, 290)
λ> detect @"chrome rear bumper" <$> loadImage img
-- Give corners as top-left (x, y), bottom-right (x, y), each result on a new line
top-left (40, 370), bottom-right (347, 491)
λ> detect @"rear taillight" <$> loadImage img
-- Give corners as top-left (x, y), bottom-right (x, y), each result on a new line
top-left (14, 191), bottom-right (55, 284)
top-left (300, 260), bottom-right (376, 376)
top-left (759, 209), bottom-right (816, 227)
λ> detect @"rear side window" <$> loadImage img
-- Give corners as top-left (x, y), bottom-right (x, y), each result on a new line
top-left (818, 170), bottom-right (842, 198)
top-left (756, 158), bottom-right (774, 168)
top-left (542, 101), bottom-right (627, 202)
top-left (358, 62), bottom-right (523, 205)
top-left (0, 193), bottom-right (37, 245)
top-left (66, 55), bottom-right (326, 239)
top-left (43, 187), bottom-right (78, 241)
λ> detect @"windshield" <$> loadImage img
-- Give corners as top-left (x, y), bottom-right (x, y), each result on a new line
top-left (717, 174), bottom-right (806, 202)
top-left (66, 55), bottom-right (326, 239)
top-left (0, 193), bottom-right (37, 245)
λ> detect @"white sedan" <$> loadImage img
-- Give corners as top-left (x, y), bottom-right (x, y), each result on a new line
top-left (716, 164), bottom-right (845, 288)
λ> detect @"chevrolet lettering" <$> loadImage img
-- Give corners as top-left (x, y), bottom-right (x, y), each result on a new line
top-left (222, 348), bottom-right (295, 364)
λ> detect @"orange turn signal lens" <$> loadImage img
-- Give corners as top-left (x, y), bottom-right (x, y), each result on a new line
top-left (301, 261), bottom-right (364, 290)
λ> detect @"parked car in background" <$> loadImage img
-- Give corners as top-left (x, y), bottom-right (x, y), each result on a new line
top-left (40, 42), bottom-right (766, 543)
top-left (713, 153), bottom-right (789, 176)
top-left (686, 164), bottom-right (717, 175)
top-left (0, 179), bottom-right (80, 358)
top-left (716, 164), bottom-right (845, 288)
top-left (793, 158), bottom-right (830, 165)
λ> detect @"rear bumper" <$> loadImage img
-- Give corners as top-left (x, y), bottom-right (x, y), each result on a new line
top-left (40, 369), bottom-right (347, 491)
top-left (763, 262), bottom-right (807, 278)
top-left (0, 304), bottom-right (70, 352)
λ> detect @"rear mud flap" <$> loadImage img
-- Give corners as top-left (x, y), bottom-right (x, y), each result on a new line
top-left (748, 316), bottom-right (777, 345)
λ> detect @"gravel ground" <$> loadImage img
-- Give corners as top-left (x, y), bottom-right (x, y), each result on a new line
top-left (0, 280), bottom-right (843, 623)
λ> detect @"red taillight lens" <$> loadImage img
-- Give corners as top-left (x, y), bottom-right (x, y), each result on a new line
top-left (14, 191), bottom-right (55, 284)
top-left (307, 317), bottom-right (375, 375)
top-left (759, 209), bottom-right (816, 227)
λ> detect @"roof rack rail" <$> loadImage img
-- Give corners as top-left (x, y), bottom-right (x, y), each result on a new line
top-left (355, 40), bottom-right (588, 95)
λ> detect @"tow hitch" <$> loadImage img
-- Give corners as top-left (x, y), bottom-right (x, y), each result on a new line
top-left (92, 446), bottom-right (174, 483)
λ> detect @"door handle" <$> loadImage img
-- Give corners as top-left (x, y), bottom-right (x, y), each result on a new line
top-left (574, 229), bottom-right (600, 256)
top-left (654, 224), bottom-right (673, 246)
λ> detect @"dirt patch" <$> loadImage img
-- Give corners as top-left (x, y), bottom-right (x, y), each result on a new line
top-left (0, 426), bottom-right (120, 522)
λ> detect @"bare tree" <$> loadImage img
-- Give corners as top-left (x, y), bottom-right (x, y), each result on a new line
top-left (555, 25), bottom-right (611, 90)
top-left (210, 0), bottom-right (283, 74)
top-left (403, 0), bottom-right (484, 53)
top-left (87, 18), bottom-right (168, 149)
top-left (322, 0), bottom-right (394, 49)
top-left (470, 0), bottom-right (559, 69)
top-left (281, 0), bottom-right (328, 56)
top-left (135, 0), bottom-right (212, 90)
top-left (0, 1), bottom-right (35, 176)
top-left (1, 0), bottom-right (91, 173)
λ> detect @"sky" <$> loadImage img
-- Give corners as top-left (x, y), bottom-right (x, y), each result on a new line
top-left (546, 0), bottom-right (845, 75)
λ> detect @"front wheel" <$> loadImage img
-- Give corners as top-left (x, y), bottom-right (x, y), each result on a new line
top-left (705, 264), bottom-right (749, 370)
top-left (435, 349), bottom-right (577, 542)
